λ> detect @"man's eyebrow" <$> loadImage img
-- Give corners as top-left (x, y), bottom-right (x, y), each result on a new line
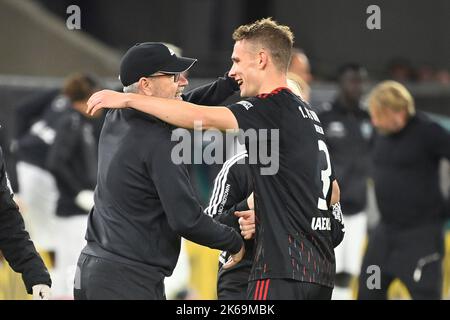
top-left (231, 57), bottom-right (239, 62)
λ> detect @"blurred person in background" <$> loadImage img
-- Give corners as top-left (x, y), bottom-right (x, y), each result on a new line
top-left (435, 69), bottom-right (450, 85)
top-left (416, 65), bottom-right (435, 83)
top-left (319, 64), bottom-right (372, 299)
top-left (288, 48), bottom-right (312, 102)
top-left (45, 73), bottom-right (102, 298)
top-left (358, 80), bottom-right (450, 299)
top-left (13, 74), bottom-right (105, 260)
top-left (386, 58), bottom-right (415, 83)
top-left (0, 145), bottom-right (51, 300)
top-left (14, 89), bottom-right (60, 141)
top-left (14, 90), bottom-right (68, 256)
top-left (288, 48), bottom-right (312, 84)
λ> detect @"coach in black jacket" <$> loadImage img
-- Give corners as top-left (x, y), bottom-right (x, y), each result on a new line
top-left (0, 146), bottom-right (51, 299)
top-left (74, 43), bottom-right (244, 300)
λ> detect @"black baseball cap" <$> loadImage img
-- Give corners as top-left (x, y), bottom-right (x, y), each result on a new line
top-left (119, 42), bottom-right (197, 86)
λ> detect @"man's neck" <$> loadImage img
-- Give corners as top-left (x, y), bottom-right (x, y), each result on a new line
top-left (258, 73), bottom-right (287, 95)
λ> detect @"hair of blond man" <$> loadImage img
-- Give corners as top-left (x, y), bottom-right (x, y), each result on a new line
top-left (367, 80), bottom-right (415, 116)
top-left (287, 74), bottom-right (310, 102)
top-left (232, 17), bottom-right (294, 73)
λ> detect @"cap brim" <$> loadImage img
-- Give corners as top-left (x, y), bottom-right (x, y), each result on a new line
top-left (160, 56), bottom-right (197, 73)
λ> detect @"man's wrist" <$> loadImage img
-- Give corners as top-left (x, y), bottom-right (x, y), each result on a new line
top-left (124, 93), bottom-right (134, 107)
top-left (230, 234), bottom-right (244, 255)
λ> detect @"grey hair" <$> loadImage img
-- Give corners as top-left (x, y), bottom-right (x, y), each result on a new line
top-left (123, 82), bottom-right (139, 93)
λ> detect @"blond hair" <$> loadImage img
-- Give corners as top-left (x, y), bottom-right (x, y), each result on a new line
top-left (367, 80), bottom-right (415, 116)
top-left (232, 17), bottom-right (294, 72)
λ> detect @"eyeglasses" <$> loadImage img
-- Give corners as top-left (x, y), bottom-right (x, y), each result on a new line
top-left (148, 72), bottom-right (181, 82)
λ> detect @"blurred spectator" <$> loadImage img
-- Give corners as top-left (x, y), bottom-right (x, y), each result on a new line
top-left (358, 81), bottom-right (450, 299)
top-left (436, 69), bottom-right (450, 85)
top-left (416, 65), bottom-right (435, 83)
top-left (416, 66), bottom-right (450, 85)
top-left (319, 64), bottom-right (372, 299)
top-left (289, 48), bottom-right (312, 83)
top-left (386, 57), bottom-right (414, 82)
top-left (14, 91), bottom-right (68, 255)
top-left (14, 89), bottom-right (60, 140)
top-left (46, 73), bottom-right (102, 298)
top-left (288, 48), bottom-right (312, 101)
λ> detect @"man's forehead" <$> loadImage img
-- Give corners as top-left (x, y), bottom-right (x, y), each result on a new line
top-left (232, 40), bottom-right (257, 57)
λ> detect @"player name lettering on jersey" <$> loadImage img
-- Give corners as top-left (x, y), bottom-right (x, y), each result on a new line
top-left (311, 217), bottom-right (331, 231)
top-left (298, 105), bottom-right (320, 123)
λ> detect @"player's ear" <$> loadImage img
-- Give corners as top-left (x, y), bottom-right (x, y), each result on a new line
top-left (258, 50), bottom-right (268, 70)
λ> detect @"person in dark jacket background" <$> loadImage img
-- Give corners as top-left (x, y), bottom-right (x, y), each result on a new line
top-left (319, 64), bottom-right (372, 298)
top-left (358, 81), bottom-right (450, 300)
top-left (0, 146), bottom-right (51, 299)
top-left (14, 92), bottom-right (69, 258)
top-left (45, 73), bottom-right (102, 298)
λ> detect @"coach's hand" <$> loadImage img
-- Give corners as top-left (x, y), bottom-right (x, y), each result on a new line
top-left (75, 189), bottom-right (95, 212)
top-left (235, 210), bottom-right (255, 240)
top-left (223, 245), bottom-right (245, 269)
top-left (87, 90), bottom-right (131, 115)
top-left (32, 284), bottom-right (51, 300)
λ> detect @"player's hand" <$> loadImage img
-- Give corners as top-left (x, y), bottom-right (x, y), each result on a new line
top-left (32, 284), bottom-right (51, 300)
top-left (223, 244), bottom-right (245, 269)
top-left (87, 90), bottom-right (130, 115)
top-left (247, 193), bottom-right (254, 210)
top-left (235, 210), bottom-right (255, 240)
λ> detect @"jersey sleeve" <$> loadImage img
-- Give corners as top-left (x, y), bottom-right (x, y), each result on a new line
top-left (204, 151), bottom-right (251, 227)
top-left (228, 98), bottom-right (279, 132)
top-left (182, 73), bottom-right (239, 106)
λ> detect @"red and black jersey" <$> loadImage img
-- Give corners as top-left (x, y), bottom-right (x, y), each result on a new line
top-left (228, 88), bottom-right (337, 288)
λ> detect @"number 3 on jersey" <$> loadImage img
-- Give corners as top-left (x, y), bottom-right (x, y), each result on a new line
top-left (317, 140), bottom-right (332, 210)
